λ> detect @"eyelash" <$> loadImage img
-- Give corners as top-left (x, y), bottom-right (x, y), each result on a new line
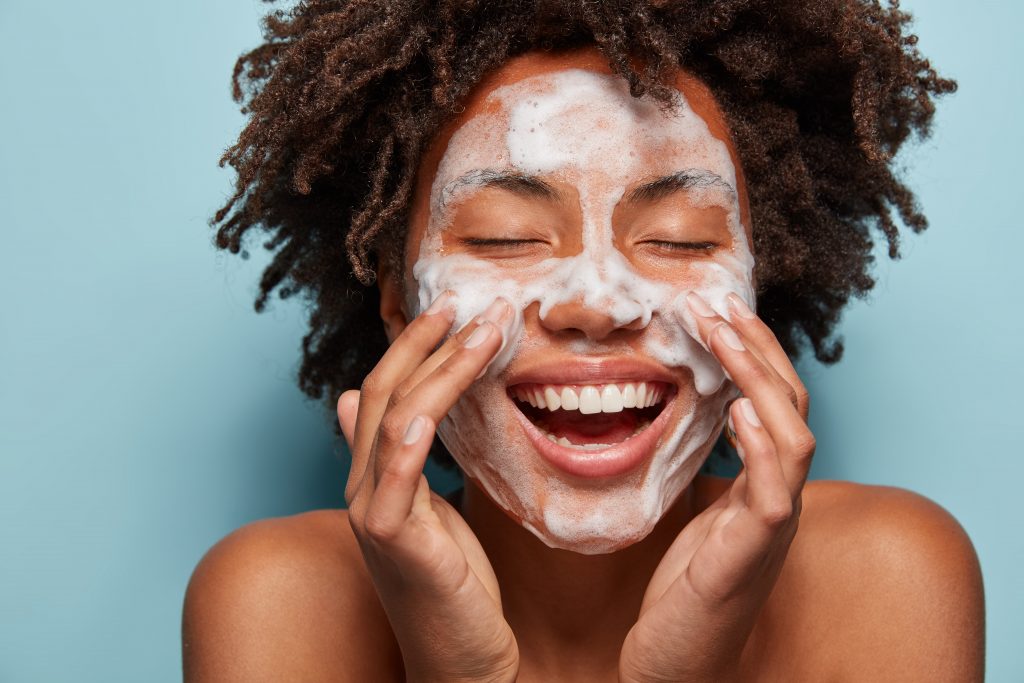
top-left (644, 241), bottom-right (718, 252)
top-left (462, 238), bottom-right (545, 248)
top-left (461, 238), bottom-right (719, 253)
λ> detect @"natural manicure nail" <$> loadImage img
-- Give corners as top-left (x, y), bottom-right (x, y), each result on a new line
top-left (482, 297), bottom-right (511, 323)
top-left (424, 291), bottom-right (452, 316)
top-left (403, 416), bottom-right (426, 445)
top-left (716, 323), bottom-right (746, 352)
top-left (686, 291), bottom-right (717, 318)
top-left (728, 293), bottom-right (756, 319)
top-left (465, 323), bottom-right (493, 348)
top-left (740, 398), bottom-right (762, 428)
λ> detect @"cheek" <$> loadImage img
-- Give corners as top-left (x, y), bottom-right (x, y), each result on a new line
top-left (630, 261), bottom-right (716, 291)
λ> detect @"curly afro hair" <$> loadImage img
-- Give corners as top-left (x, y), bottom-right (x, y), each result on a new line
top-left (211, 0), bottom-right (954, 452)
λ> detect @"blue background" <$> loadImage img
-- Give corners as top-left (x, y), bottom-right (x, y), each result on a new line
top-left (1, 0), bottom-right (1019, 679)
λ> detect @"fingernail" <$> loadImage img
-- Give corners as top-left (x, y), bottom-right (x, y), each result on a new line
top-left (403, 416), bottom-right (426, 445)
top-left (716, 323), bottom-right (746, 352)
top-left (482, 297), bottom-right (511, 324)
top-left (686, 291), bottom-right (717, 318)
top-left (735, 442), bottom-right (747, 464)
top-left (425, 291), bottom-right (453, 316)
top-left (739, 398), bottom-right (762, 428)
top-left (727, 413), bottom-right (736, 440)
top-left (672, 294), bottom-right (703, 347)
top-left (727, 293), bottom-right (756, 319)
top-left (465, 322), bottom-right (494, 348)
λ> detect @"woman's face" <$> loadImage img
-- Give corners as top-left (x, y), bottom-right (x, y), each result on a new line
top-left (391, 47), bottom-right (755, 554)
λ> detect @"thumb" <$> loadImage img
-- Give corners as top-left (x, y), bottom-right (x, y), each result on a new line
top-left (337, 389), bottom-right (360, 449)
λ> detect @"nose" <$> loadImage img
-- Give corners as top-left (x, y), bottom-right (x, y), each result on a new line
top-left (538, 298), bottom-right (646, 342)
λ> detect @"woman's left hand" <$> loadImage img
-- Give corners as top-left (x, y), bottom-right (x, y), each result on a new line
top-left (618, 292), bottom-right (817, 683)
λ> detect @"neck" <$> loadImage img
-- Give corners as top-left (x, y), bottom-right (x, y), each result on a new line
top-left (459, 479), bottom-right (702, 675)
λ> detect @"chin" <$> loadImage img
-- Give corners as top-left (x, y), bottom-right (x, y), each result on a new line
top-left (437, 370), bottom-right (736, 555)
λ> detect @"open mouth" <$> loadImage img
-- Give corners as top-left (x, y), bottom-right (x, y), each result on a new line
top-left (508, 381), bottom-right (675, 451)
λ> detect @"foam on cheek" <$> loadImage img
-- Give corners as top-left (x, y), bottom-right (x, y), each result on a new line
top-left (410, 68), bottom-right (756, 553)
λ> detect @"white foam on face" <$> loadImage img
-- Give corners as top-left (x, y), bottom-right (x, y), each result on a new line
top-left (409, 68), bottom-right (755, 554)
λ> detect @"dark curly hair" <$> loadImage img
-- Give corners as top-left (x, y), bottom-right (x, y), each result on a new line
top-left (211, 0), bottom-right (954, 456)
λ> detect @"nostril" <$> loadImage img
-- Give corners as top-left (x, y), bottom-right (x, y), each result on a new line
top-left (539, 300), bottom-right (644, 341)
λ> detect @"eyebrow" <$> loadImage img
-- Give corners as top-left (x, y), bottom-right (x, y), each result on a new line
top-left (626, 169), bottom-right (736, 203)
top-left (437, 169), bottom-right (564, 214)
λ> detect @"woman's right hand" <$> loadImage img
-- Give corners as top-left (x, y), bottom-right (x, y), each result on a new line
top-left (336, 294), bottom-right (519, 683)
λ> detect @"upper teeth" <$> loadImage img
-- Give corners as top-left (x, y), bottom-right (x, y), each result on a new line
top-left (512, 382), bottom-right (666, 414)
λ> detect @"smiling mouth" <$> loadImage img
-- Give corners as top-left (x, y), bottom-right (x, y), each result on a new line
top-left (508, 381), bottom-right (675, 450)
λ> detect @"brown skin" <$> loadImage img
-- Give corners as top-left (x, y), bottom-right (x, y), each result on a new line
top-left (183, 49), bottom-right (984, 682)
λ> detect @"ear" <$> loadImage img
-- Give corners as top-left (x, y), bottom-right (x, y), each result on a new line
top-left (377, 260), bottom-right (408, 344)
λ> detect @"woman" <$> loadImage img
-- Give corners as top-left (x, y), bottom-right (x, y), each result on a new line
top-left (183, 2), bottom-right (983, 680)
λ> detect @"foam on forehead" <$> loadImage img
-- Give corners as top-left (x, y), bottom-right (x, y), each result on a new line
top-left (502, 70), bottom-right (737, 191)
top-left (427, 68), bottom-right (740, 228)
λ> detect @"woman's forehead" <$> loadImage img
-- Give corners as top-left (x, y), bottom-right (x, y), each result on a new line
top-left (434, 70), bottom-right (736, 208)
top-left (424, 48), bottom-right (738, 168)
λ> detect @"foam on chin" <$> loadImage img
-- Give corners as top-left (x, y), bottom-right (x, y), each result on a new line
top-left (410, 68), bottom-right (753, 554)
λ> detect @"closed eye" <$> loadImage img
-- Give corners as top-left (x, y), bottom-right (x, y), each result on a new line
top-left (642, 240), bottom-right (719, 252)
top-left (461, 237), bottom-right (547, 248)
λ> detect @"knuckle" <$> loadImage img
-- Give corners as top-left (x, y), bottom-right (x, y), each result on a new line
top-left (346, 500), bottom-right (366, 535)
top-left (784, 384), bottom-right (798, 408)
top-left (362, 509), bottom-right (399, 543)
top-left (361, 499), bottom-right (410, 546)
top-left (795, 386), bottom-right (811, 413)
top-left (377, 413), bottom-right (408, 449)
top-left (343, 482), bottom-right (358, 507)
top-left (760, 498), bottom-right (794, 528)
top-left (785, 430), bottom-right (817, 458)
top-left (360, 372), bottom-right (384, 398)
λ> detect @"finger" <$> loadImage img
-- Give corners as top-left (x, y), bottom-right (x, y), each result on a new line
top-left (338, 390), bottom-right (370, 505)
top-left (338, 389), bottom-right (360, 503)
top-left (338, 389), bottom-right (359, 448)
top-left (731, 399), bottom-right (792, 529)
top-left (686, 293), bottom-right (798, 411)
top-left (361, 415), bottom-right (436, 544)
top-left (726, 293), bottom-right (810, 420)
top-left (373, 318), bottom-right (505, 485)
top-left (353, 296), bottom-right (512, 489)
top-left (349, 292), bottom-right (457, 487)
top-left (402, 298), bottom-right (513, 391)
top-left (354, 304), bottom-right (510, 505)
top-left (338, 391), bottom-right (363, 504)
top-left (367, 300), bottom-right (511, 481)
top-left (709, 322), bottom-right (816, 498)
top-left (711, 322), bottom-right (814, 495)
top-left (682, 405), bottom-right (793, 605)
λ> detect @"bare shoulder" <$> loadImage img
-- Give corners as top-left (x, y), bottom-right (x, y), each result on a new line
top-left (182, 509), bottom-right (401, 682)
top-left (770, 480), bottom-right (984, 681)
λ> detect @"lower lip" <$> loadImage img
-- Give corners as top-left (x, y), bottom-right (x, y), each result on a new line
top-left (510, 395), bottom-right (675, 479)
